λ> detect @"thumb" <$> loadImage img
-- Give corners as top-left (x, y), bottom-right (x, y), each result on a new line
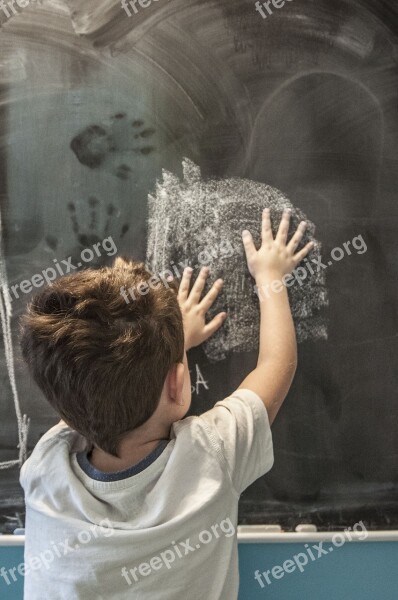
top-left (242, 230), bottom-right (256, 262)
top-left (202, 312), bottom-right (227, 341)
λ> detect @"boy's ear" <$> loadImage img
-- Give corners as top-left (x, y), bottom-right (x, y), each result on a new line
top-left (168, 362), bottom-right (186, 406)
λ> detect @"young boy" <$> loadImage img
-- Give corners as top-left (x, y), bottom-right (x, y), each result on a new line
top-left (20, 209), bottom-right (313, 599)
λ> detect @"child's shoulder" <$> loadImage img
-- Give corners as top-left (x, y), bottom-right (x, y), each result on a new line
top-left (20, 421), bottom-right (86, 490)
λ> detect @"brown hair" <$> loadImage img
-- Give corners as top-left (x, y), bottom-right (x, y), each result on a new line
top-left (20, 257), bottom-right (184, 457)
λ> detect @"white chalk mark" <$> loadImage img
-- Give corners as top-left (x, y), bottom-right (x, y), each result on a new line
top-left (147, 158), bottom-right (327, 362)
top-left (0, 203), bottom-right (30, 469)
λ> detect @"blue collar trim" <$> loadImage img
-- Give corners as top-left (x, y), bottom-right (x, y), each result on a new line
top-left (76, 439), bottom-right (169, 482)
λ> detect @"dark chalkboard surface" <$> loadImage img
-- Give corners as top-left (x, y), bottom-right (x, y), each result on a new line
top-left (1, 0), bottom-right (397, 533)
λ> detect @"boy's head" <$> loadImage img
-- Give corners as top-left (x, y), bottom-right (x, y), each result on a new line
top-left (20, 257), bottom-right (189, 457)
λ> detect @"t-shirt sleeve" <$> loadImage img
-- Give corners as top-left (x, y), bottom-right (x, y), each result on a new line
top-left (199, 388), bottom-right (274, 495)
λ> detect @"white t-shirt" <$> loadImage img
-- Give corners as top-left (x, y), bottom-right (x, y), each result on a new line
top-left (20, 388), bottom-right (274, 600)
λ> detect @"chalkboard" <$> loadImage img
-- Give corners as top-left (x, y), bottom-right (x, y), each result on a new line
top-left (1, 0), bottom-right (397, 533)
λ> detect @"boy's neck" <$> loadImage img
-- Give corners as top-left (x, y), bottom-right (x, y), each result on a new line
top-left (89, 428), bottom-right (171, 473)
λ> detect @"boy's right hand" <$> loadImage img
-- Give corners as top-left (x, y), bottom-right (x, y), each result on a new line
top-left (237, 207), bottom-right (314, 425)
top-left (242, 208), bottom-right (314, 284)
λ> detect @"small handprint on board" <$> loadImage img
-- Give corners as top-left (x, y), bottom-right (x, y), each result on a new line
top-left (70, 113), bottom-right (156, 180)
top-left (45, 197), bottom-right (129, 268)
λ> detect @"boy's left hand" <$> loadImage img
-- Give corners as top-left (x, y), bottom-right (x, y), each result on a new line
top-left (176, 267), bottom-right (227, 351)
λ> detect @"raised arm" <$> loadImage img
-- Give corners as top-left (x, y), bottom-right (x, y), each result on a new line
top-left (237, 208), bottom-right (314, 424)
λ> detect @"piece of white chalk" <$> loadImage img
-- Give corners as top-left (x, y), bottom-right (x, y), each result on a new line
top-left (295, 524), bottom-right (318, 533)
top-left (238, 525), bottom-right (283, 534)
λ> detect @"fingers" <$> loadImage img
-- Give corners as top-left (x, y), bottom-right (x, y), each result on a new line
top-left (242, 229), bottom-right (257, 263)
top-left (261, 208), bottom-right (274, 244)
top-left (202, 312), bottom-right (227, 341)
top-left (178, 267), bottom-right (223, 308)
top-left (198, 278), bottom-right (224, 313)
top-left (177, 267), bottom-right (193, 301)
top-left (189, 266), bottom-right (209, 303)
top-left (276, 208), bottom-right (291, 244)
top-left (293, 241), bottom-right (315, 265)
top-left (287, 221), bottom-right (307, 253)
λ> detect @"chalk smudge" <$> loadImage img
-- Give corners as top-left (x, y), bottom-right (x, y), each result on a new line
top-left (0, 205), bottom-right (29, 469)
top-left (147, 159), bottom-right (328, 362)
